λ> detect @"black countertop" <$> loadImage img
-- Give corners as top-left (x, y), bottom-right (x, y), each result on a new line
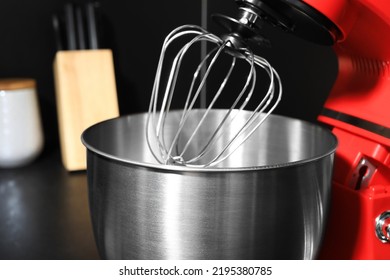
top-left (0, 149), bottom-right (100, 260)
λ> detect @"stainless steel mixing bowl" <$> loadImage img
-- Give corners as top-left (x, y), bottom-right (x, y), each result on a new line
top-left (82, 109), bottom-right (337, 260)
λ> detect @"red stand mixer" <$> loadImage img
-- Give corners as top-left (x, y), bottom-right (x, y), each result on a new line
top-left (312, 0), bottom-right (390, 259)
top-left (215, 0), bottom-right (390, 259)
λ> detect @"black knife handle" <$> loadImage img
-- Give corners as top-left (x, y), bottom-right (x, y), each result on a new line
top-left (64, 3), bottom-right (77, 50)
top-left (86, 2), bottom-right (99, 49)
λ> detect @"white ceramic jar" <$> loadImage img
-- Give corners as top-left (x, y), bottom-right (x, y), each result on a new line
top-left (0, 79), bottom-right (44, 168)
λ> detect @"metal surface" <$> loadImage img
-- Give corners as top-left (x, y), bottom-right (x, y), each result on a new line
top-left (375, 211), bottom-right (390, 243)
top-left (82, 110), bottom-right (337, 260)
top-left (349, 158), bottom-right (376, 190)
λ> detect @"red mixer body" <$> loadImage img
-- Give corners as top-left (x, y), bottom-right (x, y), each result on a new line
top-left (302, 0), bottom-right (390, 259)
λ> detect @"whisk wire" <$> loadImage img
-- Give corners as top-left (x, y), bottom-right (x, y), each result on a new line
top-left (211, 54), bottom-right (283, 166)
top-left (148, 25), bottom-right (219, 163)
top-left (187, 50), bottom-right (277, 166)
top-left (169, 41), bottom-right (234, 162)
top-left (183, 46), bottom-right (256, 165)
top-left (162, 33), bottom-right (225, 163)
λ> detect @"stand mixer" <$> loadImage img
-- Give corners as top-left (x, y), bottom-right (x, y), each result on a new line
top-left (218, 0), bottom-right (390, 259)
top-left (147, 0), bottom-right (390, 258)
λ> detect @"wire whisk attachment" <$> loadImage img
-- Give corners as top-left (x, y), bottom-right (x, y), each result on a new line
top-left (146, 24), bottom-right (282, 167)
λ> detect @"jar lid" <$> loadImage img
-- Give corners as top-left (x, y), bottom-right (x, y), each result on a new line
top-left (0, 78), bottom-right (36, 90)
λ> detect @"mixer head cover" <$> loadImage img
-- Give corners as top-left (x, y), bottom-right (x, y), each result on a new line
top-left (216, 0), bottom-right (341, 46)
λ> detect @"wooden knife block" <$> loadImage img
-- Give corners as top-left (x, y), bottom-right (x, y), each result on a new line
top-left (53, 49), bottom-right (119, 171)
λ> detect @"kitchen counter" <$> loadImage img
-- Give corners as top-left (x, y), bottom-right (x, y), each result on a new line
top-left (0, 149), bottom-right (100, 260)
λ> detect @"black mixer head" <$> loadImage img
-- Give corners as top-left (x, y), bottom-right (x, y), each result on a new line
top-left (213, 0), bottom-right (341, 46)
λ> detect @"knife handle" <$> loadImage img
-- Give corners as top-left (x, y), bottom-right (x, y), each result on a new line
top-left (86, 2), bottom-right (99, 49)
top-left (64, 3), bottom-right (77, 50)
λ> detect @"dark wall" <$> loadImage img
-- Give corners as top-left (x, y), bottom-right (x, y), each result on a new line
top-left (0, 0), bottom-right (337, 153)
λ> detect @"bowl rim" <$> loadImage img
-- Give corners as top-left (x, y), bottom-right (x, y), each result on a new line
top-left (81, 111), bottom-right (338, 173)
